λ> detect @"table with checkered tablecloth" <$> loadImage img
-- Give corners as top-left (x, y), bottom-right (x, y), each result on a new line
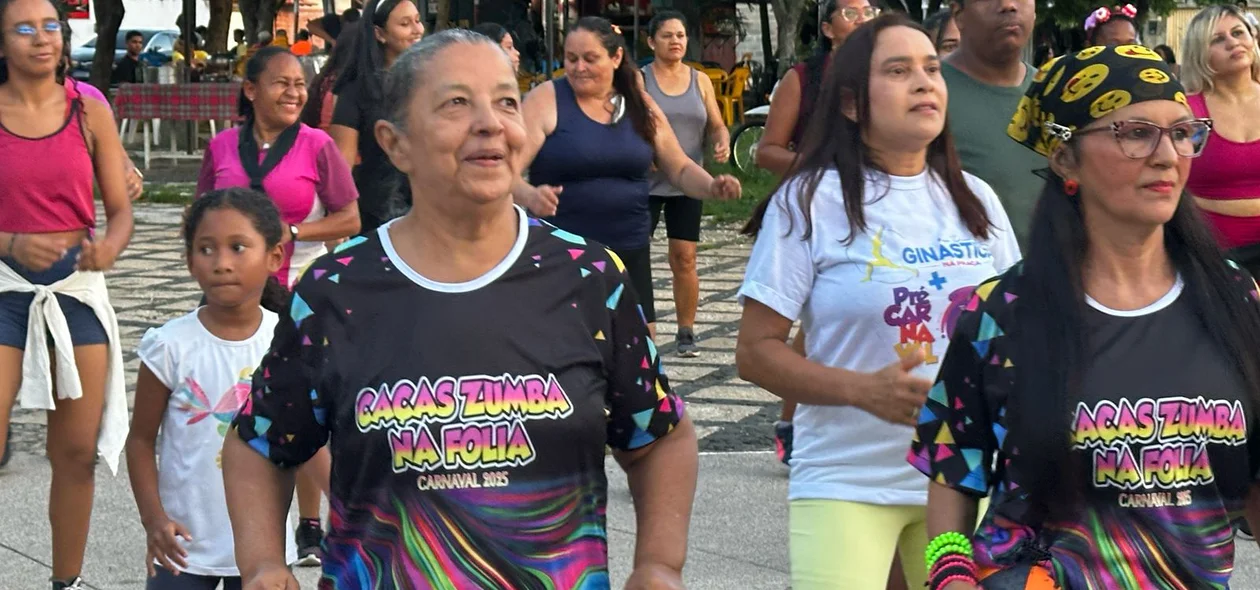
top-left (113, 82), bottom-right (242, 169)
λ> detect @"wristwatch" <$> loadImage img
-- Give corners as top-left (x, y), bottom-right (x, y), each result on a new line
top-left (289, 224), bottom-right (300, 242)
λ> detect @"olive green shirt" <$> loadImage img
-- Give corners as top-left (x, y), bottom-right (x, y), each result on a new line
top-left (943, 61), bottom-right (1045, 249)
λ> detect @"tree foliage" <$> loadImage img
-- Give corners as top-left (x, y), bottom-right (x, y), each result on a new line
top-left (89, 0), bottom-right (124, 90)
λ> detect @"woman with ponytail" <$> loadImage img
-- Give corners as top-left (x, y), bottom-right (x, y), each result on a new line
top-left (196, 46), bottom-right (358, 566)
top-left (911, 46), bottom-right (1260, 590)
top-left (0, 0), bottom-right (134, 587)
top-left (515, 16), bottom-right (741, 340)
top-left (329, 0), bottom-right (424, 232)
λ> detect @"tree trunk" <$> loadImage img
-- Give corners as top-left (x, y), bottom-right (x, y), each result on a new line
top-left (757, 0), bottom-right (773, 72)
top-left (89, 0), bottom-right (124, 89)
top-left (435, 0), bottom-right (451, 30)
top-left (207, 0), bottom-right (233, 53)
top-left (769, 0), bottom-right (805, 77)
top-left (238, 0), bottom-right (285, 42)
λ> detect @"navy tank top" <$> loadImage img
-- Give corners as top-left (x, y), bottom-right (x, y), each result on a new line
top-left (528, 78), bottom-right (655, 250)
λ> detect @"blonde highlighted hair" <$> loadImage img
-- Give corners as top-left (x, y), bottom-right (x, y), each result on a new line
top-left (1180, 4), bottom-right (1260, 94)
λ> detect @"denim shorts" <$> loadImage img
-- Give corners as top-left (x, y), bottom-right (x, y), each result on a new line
top-left (0, 247), bottom-right (108, 349)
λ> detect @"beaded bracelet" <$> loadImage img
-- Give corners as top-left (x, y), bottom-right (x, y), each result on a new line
top-left (927, 544), bottom-right (973, 568)
top-left (930, 555), bottom-right (977, 577)
top-left (930, 562), bottom-right (977, 582)
top-left (925, 531), bottom-right (970, 556)
top-left (934, 573), bottom-right (980, 590)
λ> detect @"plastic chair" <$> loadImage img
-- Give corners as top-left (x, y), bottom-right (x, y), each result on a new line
top-left (552, 68), bottom-right (566, 78)
top-left (719, 66), bottom-right (751, 125)
top-left (703, 67), bottom-right (729, 95)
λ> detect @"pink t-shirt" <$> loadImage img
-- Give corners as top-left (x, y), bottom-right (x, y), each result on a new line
top-left (197, 124), bottom-right (358, 287)
top-left (72, 79), bottom-right (109, 109)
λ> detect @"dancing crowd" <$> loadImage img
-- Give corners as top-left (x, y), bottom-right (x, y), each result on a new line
top-left (2, 0), bottom-right (1260, 587)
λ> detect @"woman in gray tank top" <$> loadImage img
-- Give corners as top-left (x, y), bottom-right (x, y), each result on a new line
top-left (642, 10), bottom-right (729, 358)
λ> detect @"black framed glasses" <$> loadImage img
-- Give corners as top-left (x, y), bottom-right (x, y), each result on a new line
top-left (1067, 119), bottom-right (1213, 159)
top-left (838, 6), bottom-right (880, 21)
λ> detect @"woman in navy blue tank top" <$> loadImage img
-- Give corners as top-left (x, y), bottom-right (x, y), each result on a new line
top-left (514, 16), bottom-right (741, 339)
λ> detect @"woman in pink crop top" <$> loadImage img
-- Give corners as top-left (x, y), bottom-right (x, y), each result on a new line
top-left (1181, 5), bottom-right (1260, 259)
top-left (0, 0), bottom-right (135, 588)
top-left (196, 47), bottom-right (357, 565)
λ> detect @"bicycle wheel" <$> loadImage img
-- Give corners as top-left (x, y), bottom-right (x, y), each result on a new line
top-left (731, 122), bottom-right (765, 175)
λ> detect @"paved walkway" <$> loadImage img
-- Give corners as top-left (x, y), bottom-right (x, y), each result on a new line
top-left (5, 204), bottom-right (1260, 588)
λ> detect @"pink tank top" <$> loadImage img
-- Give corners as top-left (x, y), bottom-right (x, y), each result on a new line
top-left (1186, 93), bottom-right (1260, 200)
top-left (0, 82), bottom-right (95, 233)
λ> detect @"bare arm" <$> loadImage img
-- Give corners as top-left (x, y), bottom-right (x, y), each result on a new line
top-left (695, 73), bottom-right (730, 163)
top-left (511, 82), bottom-right (559, 212)
top-left (926, 481), bottom-right (980, 539)
top-left (754, 69), bottom-right (802, 177)
top-left (126, 366), bottom-right (173, 531)
top-left (736, 298), bottom-right (867, 405)
top-left (293, 202), bottom-right (361, 243)
top-left (614, 416), bottom-right (699, 574)
top-left (328, 124), bottom-right (359, 168)
top-left (222, 431), bottom-right (296, 580)
top-left (84, 99), bottom-right (134, 266)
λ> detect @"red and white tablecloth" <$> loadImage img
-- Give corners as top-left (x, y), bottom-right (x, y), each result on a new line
top-left (113, 82), bottom-right (242, 122)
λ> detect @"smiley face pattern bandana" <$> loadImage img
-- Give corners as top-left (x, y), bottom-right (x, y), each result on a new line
top-left (1007, 44), bottom-right (1187, 156)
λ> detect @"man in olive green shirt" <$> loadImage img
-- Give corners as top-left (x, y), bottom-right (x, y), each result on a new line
top-left (944, 0), bottom-right (1043, 249)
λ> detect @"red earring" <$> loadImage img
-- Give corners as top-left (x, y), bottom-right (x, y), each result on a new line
top-left (1064, 179), bottom-right (1079, 196)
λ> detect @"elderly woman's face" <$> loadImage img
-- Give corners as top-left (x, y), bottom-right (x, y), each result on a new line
top-left (1065, 100), bottom-right (1197, 228)
top-left (564, 30), bottom-right (620, 98)
top-left (382, 42), bottom-right (525, 206)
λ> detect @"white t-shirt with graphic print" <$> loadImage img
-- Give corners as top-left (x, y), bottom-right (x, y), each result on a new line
top-left (738, 168), bottom-right (1021, 506)
top-left (137, 308), bottom-right (298, 576)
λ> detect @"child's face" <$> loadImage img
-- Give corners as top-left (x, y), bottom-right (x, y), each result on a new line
top-left (187, 208), bottom-right (283, 308)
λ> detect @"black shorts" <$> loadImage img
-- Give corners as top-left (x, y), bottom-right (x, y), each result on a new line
top-left (610, 245), bottom-right (655, 323)
top-left (649, 195), bottom-right (703, 242)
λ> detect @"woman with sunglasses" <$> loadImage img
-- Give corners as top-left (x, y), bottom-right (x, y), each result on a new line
top-left (910, 46), bottom-right (1260, 590)
top-left (0, 0), bottom-right (134, 588)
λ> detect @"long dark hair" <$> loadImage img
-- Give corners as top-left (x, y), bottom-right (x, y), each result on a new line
top-left (0, 0), bottom-right (68, 86)
top-left (335, 0), bottom-right (418, 113)
top-left (818, 0), bottom-right (841, 53)
top-left (1009, 163), bottom-right (1260, 524)
top-left (569, 16), bottom-right (656, 145)
top-left (184, 187), bottom-right (290, 313)
top-left (923, 8), bottom-right (953, 49)
top-left (742, 14), bottom-right (991, 243)
top-left (238, 46), bottom-right (295, 121)
top-left (302, 25), bottom-right (360, 127)
top-left (472, 22), bottom-right (512, 45)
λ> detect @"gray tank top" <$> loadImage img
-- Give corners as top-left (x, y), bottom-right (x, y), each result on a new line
top-left (642, 64), bottom-right (707, 197)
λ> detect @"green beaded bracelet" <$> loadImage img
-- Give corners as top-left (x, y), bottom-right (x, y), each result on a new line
top-left (927, 544), bottom-right (972, 568)
top-left (925, 532), bottom-right (974, 570)
top-left (925, 531), bottom-right (969, 556)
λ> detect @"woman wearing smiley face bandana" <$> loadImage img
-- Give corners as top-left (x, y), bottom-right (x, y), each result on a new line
top-left (910, 45), bottom-right (1260, 590)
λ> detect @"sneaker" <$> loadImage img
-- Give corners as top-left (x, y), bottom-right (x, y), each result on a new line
top-left (1240, 521), bottom-right (1254, 541)
top-left (296, 519), bottom-right (323, 567)
top-left (774, 420), bottom-right (793, 466)
top-left (676, 327), bottom-right (699, 358)
top-left (51, 577), bottom-right (84, 590)
top-left (1, 425), bottom-right (10, 469)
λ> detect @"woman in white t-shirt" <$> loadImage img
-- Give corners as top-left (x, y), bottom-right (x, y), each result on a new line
top-left (125, 189), bottom-right (297, 588)
top-left (734, 14), bottom-right (1020, 590)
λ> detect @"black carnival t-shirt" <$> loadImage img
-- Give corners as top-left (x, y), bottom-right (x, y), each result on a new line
top-left (331, 80), bottom-right (409, 232)
top-left (910, 267), bottom-right (1260, 590)
top-left (232, 209), bottom-right (685, 589)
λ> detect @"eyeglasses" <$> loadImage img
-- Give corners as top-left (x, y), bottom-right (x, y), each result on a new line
top-left (12, 21), bottom-right (61, 37)
top-left (838, 6), bottom-right (880, 21)
top-left (1068, 119), bottom-right (1213, 159)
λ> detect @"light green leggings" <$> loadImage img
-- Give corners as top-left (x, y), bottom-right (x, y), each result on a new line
top-left (789, 499), bottom-right (928, 590)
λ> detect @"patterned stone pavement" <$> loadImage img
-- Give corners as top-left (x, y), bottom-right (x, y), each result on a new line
top-left (8, 203), bottom-right (782, 457)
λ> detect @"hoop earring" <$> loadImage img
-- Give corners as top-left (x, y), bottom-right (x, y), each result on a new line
top-left (1063, 179), bottom-right (1079, 196)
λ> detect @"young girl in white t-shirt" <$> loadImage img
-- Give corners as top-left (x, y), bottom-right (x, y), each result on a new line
top-left (126, 188), bottom-right (297, 588)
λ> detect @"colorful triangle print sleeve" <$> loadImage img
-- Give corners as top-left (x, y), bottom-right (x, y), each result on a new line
top-left (598, 248), bottom-right (685, 451)
top-left (907, 276), bottom-right (1004, 497)
top-left (232, 274), bottom-right (331, 468)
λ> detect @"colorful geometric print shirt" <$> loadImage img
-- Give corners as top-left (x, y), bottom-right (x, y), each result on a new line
top-left (231, 207), bottom-right (685, 589)
top-left (908, 265), bottom-right (1259, 590)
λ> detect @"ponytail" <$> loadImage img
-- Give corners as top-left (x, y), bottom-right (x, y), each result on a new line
top-left (572, 16), bottom-right (656, 145)
top-left (260, 275), bottom-right (290, 313)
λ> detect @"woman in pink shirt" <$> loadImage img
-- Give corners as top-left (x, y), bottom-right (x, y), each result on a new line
top-left (197, 46), bottom-right (360, 288)
top-left (196, 46), bottom-right (358, 566)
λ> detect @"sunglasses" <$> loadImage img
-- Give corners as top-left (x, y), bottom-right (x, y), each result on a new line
top-left (836, 6), bottom-right (880, 22)
top-left (12, 21), bottom-right (61, 37)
